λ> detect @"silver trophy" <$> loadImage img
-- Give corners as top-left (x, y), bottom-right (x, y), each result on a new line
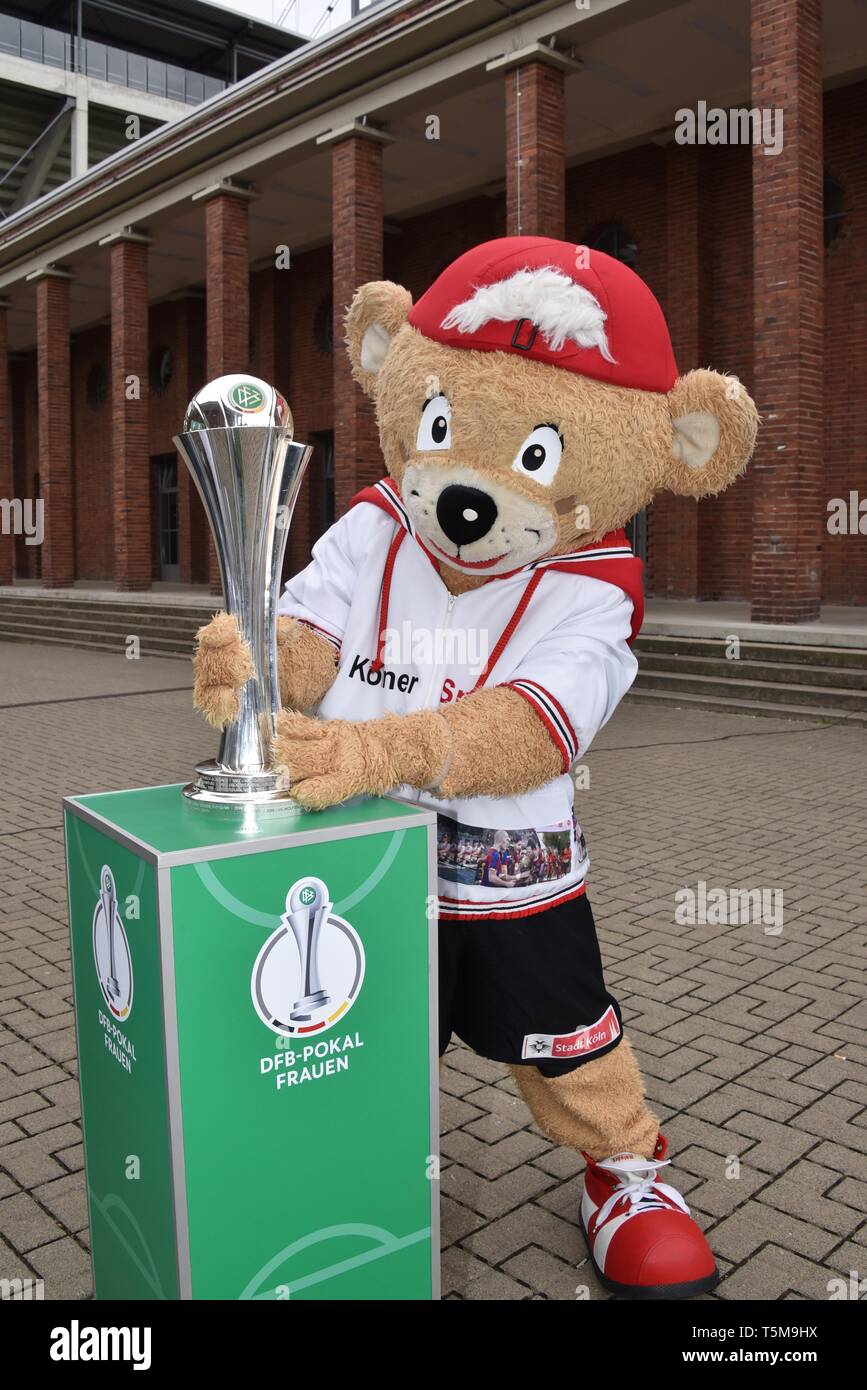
top-left (174, 374), bottom-right (312, 804)
top-left (284, 878), bottom-right (332, 1022)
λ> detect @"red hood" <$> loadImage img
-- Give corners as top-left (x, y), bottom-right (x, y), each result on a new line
top-left (351, 477), bottom-right (645, 644)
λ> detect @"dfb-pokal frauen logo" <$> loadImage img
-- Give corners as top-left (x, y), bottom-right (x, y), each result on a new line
top-left (92, 865), bottom-right (133, 1021)
top-left (251, 876), bottom-right (365, 1037)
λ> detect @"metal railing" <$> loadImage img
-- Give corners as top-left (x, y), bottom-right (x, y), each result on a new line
top-left (0, 14), bottom-right (225, 104)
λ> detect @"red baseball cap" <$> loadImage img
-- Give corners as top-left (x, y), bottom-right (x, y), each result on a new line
top-left (407, 236), bottom-right (678, 393)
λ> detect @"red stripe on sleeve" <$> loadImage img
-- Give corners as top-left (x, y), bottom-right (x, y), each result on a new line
top-left (515, 679), bottom-right (578, 756)
top-left (505, 682), bottom-right (571, 772)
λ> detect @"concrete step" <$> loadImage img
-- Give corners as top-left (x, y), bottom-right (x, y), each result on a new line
top-left (626, 686), bottom-right (867, 725)
top-left (0, 609), bottom-right (201, 639)
top-left (0, 597), bottom-right (215, 623)
top-left (0, 622), bottom-right (192, 658)
top-left (2, 595), bottom-right (865, 720)
top-left (634, 633), bottom-right (867, 669)
top-left (634, 668), bottom-right (867, 712)
top-left (0, 593), bottom-right (207, 656)
top-left (637, 651), bottom-right (867, 691)
top-left (0, 614), bottom-right (197, 645)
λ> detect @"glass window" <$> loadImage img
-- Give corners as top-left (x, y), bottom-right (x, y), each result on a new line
top-left (581, 221), bottom-right (638, 269)
top-left (824, 175), bottom-right (846, 250)
top-left (310, 430), bottom-right (335, 536)
top-left (154, 455), bottom-right (179, 580)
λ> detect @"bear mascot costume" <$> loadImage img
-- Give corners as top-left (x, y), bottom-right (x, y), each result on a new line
top-left (193, 237), bottom-right (758, 1299)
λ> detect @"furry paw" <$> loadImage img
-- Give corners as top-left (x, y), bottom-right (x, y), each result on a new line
top-left (275, 616), bottom-right (340, 711)
top-left (271, 709), bottom-right (367, 810)
top-left (193, 611), bottom-right (255, 729)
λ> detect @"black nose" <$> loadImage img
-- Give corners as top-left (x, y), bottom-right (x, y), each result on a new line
top-left (436, 485), bottom-right (498, 547)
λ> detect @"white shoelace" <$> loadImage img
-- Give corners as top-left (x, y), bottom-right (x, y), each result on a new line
top-left (592, 1154), bottom-right (691, 1230)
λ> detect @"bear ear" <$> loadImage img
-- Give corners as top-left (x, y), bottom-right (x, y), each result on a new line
top-left (664, 368), bottom-right (759, 498)
top-left (345, 280), bottom-right (413, 398)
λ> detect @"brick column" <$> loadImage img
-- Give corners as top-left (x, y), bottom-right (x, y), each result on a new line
top-left (0, 301), bottom-right (12, 584)
top-left (104, 232), bottom-right (152, 590)
top-left (251, 267), bottom-right (278, 386)
top-left (489, 45), bottom-right (574, 239)
top-left (31, 268), bottom-right (74, 587)
top-left (205, 191), bottom-right (251, 379)
top-left (321, 125), bottom-right (386, 513)
top-left (651, 143), bottom-right (702, 598)
top-left (9, 357), bottom-right (36, 580)
top-left (750, 0), bottom-right (824, 623)
top-left (200, 183), bottom-right (254, 592)
top-left (175, 296), bottom-right (194, 586)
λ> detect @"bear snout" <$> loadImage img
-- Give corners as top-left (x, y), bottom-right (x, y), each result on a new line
top-left (436, 485), bottom-right (499, 548)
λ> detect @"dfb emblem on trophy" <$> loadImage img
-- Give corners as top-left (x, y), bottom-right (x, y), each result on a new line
top-left (92, 866), bottom-right (133, 1020)
top-left (251, 877), bottom-right (365, 1037)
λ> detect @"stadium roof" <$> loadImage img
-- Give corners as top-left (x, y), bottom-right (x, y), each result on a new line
top-left (3, 0), bottom-right (307, 77)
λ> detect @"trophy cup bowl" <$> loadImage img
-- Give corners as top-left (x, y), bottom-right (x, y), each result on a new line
top-left (174, 374), bottom-right (312, 805)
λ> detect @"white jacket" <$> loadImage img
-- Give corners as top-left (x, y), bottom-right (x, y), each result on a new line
top-left (279, 479), bottom-right (642, 920)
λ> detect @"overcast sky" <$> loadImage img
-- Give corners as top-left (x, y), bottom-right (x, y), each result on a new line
top-left (214, 0), bottom-right (364, 39)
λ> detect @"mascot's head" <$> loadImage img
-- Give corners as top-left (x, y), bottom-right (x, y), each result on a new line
top-left (346, 237), bottom-right (757, 577)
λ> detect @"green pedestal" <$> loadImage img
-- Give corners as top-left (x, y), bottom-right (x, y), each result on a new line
top-left (63, 785), bottom-right (439, 1301)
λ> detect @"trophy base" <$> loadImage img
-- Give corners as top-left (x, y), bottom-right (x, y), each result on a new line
top-left (183, 760), bottom-right (298, 808)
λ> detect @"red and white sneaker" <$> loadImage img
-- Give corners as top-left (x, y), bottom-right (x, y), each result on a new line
top-left (580, 1134), bottom-right (718, 1299)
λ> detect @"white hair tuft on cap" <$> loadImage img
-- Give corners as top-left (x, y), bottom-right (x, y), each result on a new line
top-left (440, 266), bottom-right (616, 361)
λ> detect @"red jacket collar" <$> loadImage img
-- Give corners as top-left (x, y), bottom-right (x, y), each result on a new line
top-left (350, 477), bottom-right (644, 642)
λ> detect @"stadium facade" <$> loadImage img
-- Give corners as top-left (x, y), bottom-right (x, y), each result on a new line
top-left (0, 0), bottom-right (864, 622)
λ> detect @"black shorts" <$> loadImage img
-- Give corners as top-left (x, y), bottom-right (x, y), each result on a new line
top-left (439, 893), bottom-right (622, 1076)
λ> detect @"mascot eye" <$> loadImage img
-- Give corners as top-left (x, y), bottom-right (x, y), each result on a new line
top-left (416, 395), bottom-right (452, 451)
top-left (512, 425), bottom-right (563, 486)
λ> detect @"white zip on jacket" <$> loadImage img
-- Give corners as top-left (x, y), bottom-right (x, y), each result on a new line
top-left (278, 479), bottom-right (643, 921)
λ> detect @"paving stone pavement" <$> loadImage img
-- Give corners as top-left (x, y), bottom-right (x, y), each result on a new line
top-left (0, 639), bottom-right (865, 1301)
